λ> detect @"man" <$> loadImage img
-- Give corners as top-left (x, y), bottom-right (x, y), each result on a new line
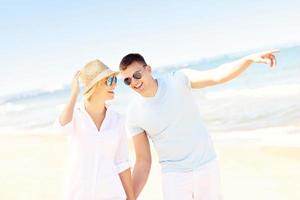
top-left (119, 49), bottom-right (278, 200)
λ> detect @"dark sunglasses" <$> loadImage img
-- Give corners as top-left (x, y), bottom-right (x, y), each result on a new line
top-left (106, 76), bottom-right (117, 86)
top-left (123, 65), bottom-right (147, 86)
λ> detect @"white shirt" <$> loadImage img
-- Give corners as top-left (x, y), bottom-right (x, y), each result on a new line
top-left (126, 70), bottom-right (216, 173)
top-left (57, 104), bottom-right (130, 200)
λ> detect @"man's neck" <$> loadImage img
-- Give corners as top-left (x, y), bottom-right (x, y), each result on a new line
top-left (142, 78), bottom-right (158, 97)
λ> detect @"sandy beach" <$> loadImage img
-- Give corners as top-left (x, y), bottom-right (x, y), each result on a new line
top-left (0, 132), bottom-right (299, 200)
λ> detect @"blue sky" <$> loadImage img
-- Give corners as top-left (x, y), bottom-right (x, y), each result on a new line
top-left (1, 0), bottom-right (300, 95)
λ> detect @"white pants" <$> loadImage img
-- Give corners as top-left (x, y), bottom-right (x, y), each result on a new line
top-left (162, 160), bottom-right (222, 200)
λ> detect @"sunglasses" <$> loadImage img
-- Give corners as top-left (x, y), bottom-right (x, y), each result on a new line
top-left (123, 65), bottom-right (147, 86)
top-left (106, 76), bottom-right (117, 86)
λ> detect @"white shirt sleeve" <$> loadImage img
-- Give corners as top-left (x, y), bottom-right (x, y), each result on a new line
top-left (114, 118), bottom-right (131, 173)
top-left (173, 69), bottom-right (192, 90)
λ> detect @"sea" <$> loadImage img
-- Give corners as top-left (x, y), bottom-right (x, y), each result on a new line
top-left (1, 45), bottom-right (300, 139)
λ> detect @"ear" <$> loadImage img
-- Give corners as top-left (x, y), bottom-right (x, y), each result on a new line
top-left (146, 65), bottom-right (152, 73)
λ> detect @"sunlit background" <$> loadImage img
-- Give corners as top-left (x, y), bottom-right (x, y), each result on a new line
top-left (0, 1), bottom-right (300, 200)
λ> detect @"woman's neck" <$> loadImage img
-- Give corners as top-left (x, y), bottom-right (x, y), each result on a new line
top-left (84, 99), bottom-right (106, 131)
top-left (84, 97), bottom-right (106, 116)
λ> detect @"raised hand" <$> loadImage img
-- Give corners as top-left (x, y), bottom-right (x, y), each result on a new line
top-left (71, 71), bottom-right (81, 97)
top-left (246, 49), bottom-right (280, 67)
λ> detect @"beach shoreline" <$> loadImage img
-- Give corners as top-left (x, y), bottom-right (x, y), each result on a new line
top-left (0, 129), bottom-right (299, 200)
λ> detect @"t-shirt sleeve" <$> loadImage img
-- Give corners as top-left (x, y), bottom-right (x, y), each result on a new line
top-left (126, 118), bottom-right (144, 137)
top-left (125, 105), bottom-right (144, 137)
top-left (172, 69), bottom-right (192, 90)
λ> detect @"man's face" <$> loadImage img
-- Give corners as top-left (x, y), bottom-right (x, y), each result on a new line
top-left (120, 61), bottom-right (152, 95)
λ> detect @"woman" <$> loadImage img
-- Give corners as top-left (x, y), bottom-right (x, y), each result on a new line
top-left (58, 59), bottom-right (135, 200)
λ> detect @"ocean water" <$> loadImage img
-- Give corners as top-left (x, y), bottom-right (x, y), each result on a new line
top-left (1, 45), bottom-right (300, 134)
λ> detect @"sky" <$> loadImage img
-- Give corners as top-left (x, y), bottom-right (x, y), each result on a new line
top-left (1, 0), bottom-right (300, 95)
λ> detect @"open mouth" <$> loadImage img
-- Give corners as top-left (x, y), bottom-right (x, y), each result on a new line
top-left (134, 82), bottom-right (143, 90)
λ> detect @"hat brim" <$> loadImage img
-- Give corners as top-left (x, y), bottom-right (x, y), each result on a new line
top-left (83, 70), bottom-right (119, 94)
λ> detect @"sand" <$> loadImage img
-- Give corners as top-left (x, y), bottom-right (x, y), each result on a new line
top-left (0, 132), bottom-right (299, 200)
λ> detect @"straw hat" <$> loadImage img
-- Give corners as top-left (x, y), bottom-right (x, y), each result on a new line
top-left (80, 59), bottom-right (118, 95)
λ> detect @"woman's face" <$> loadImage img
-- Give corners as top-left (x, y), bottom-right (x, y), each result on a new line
top-left (94, 75), bottom-right (117, 101)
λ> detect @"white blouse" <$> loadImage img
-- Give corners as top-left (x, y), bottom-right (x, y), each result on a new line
top-left (57, 104), bottom-right (130, 200)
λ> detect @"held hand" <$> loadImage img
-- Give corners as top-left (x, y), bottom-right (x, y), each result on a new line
top-left (71, 71), bottom-right (81, 97)
top-left (246, 49), bottom-right (280, 67)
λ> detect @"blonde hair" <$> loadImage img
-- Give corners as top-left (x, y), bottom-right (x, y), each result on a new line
top-left (83, 83), bottom-right (98, 101)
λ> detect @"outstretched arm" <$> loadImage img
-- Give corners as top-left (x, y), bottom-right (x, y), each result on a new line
top-left (184, 49), bottom-right (279, 89)
top-left (131, 132), bottom-right (152, 198)
top-left (59, 71), bottom-right (80, 126)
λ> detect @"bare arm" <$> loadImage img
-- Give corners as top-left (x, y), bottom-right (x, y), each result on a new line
top-left (59, 71), bottom-right (80, 126)
top-left (119, 168), bottom-right (135, 200)
top-left (184, 49), bottom-right (279, 89)
top-left (132, 132), bottom-right (152, 198)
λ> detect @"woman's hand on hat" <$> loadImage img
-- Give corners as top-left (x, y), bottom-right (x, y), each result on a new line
top-left (71, 71), bottom-right (80, 97)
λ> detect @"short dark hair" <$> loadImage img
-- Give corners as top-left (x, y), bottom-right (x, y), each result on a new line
top-left (119, 53), bottom-right (147, 70)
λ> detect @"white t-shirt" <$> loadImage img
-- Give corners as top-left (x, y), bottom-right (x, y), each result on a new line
top-left (56, 104), bottom-right (130, 199)
top-left (126, 70), bottom-right (216, 173)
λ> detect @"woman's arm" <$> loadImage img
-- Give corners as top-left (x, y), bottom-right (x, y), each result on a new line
top-left (115, 121), bottom-right (136, 199)
top-left (59, 71), bottom-right (80, 126)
